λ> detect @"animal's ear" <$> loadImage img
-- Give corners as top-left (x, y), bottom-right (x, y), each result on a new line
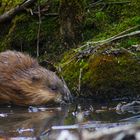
top-left (31, 75), bottom-right (41, 82)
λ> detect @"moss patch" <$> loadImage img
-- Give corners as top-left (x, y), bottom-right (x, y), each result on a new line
top-left (62, 49), bottom-right (140, 100)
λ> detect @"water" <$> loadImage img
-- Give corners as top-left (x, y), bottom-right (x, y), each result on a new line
top-left (0, 100), bottom-right (140, 139)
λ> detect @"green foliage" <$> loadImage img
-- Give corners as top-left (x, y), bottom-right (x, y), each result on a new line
top-left (0, 14), bottom-right (38, 52)
top-left (83, 0), bottom-right (140, 43)
top-left (117, 38), bottom-right (140, 49)
top-left (91, 16), bottom-right (140, 42)
top-left (1, 0), bottom-right (140, 54)
top-left (60, 51), bottom-right (89, 95)
top-left (95, 12), bottom-right (108, 22)
top-left (61, 0), bottom-right (140, 98)
top-left (0, 0), bottom-right (140, 99)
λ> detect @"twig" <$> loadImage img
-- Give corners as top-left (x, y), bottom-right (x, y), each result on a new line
top-left (29, 8), bottom-right (33, 15)
top-left (61, 26), bottom-right (140, 67)
top-left (44, 13), bottom-right (58, 16)
top-left (88, 1), bottom-right (131, 8)
top-left (36, 0), bottom-right (41, 58)
top-left (60, 55), bottom-right (77, 68)
top-left (78, 68), bottom-right (83, 93)
top-left (77, 25), bottom-right (140, 51)
top-left (89, 0), bottom-right (103, 7)
top-left (106, 30), bottom-right (140, 43)
top-left (92, 25), bottom-right (140, 45)
top-left (78, 30), bottom-right (140, 58)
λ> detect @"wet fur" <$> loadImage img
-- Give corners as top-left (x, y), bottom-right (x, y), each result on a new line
top-left (0, 51), bottom-right (70, 106)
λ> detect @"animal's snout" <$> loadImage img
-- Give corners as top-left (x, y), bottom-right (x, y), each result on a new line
top-left (62, 85), bottom-right (73, 103)
top-left (63, 95), bottom-right (72, 103)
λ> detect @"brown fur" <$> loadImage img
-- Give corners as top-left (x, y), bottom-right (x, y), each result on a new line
top-left (0, 50), bottom-right (71, 106)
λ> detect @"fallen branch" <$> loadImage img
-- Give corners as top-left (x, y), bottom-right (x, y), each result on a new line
top-left (61, 26), bottom-right (140, 67)
top-left (78, 25), bottom-right (140, 51)
top-left (107, 30), bottom-right (140, 42)
top-left (0, 0), bottom-right (36, 23)
top-left (89, 1), bottom-right (131, 8)
top-left (77, 29), bottom-right (140, 58)
top-left (44, 13), bottom-right (59, 16)
top-left (93, 28), bottom-right (140, 45)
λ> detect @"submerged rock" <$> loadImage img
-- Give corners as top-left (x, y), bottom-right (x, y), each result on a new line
top-left (116, 101), bottom-right (140, 114)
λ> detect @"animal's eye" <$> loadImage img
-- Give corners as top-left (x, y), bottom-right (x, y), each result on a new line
top-left (32, 76), bottom-right (40, 82)
top-left (50, 85), bottom-right (57, 91)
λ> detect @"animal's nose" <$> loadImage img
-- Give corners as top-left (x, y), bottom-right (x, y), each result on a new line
top-left (63, 90), bottom-right (73, 103)
top-left (64, 84), bottom-right (73, 102)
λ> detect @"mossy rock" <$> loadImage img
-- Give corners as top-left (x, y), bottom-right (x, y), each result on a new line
top-left (62, 49), bottom-right (140, 101)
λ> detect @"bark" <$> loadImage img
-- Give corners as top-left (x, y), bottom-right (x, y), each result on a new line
top-left (59, 0), bottom-right (84, 48)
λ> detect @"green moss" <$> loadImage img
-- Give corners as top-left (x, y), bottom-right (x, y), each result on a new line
top-left (83, 52), bottom-right (140, 99)
top-left (61, 49), bottom-right (140, 99)
top-left (117, 37), bottom-right (140, 49)
top-left (92, 16), bottom-right (140, 42)
top-left (83, 0), bottom-right (140, 42)
top-left (60, 51), bottom-right (88, 95)
top-left (0, 0), bottom-right (23, 14)
top-left (0, 13), bottom-right (61, 58)
top-left (1, 0), bottom-right (139, 55)
top-left (0, 0), bottom-right (140, 101)
top-left (0, 0), bottom-right (62, 56)
top-left (0, 14), bottom-right (38, 52)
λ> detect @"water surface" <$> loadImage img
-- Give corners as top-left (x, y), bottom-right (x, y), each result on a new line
top-left (0, 100), bottom-right (140, 139)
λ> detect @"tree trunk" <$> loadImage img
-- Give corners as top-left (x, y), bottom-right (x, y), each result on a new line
top-left (59, 0), bottom-right (84, 48)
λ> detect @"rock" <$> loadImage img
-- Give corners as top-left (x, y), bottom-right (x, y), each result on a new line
top-left (62, 48), bottom-right (140, 100)
top-left (116, 101), bottom-right (140, 114)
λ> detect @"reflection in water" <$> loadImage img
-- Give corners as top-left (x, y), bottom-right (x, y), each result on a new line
top-left (0, 105), bottom-right (68, 139)
top-left (0, 100), bottom-right (140, 139)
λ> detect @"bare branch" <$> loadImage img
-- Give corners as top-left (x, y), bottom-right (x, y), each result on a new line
top-left (77, 29), bottom-right (140, 58)
top-left (78, 68), bottom-right (83, 93)
top-left (0, 0), bottom-right (36, 23)
top-left (78, 25), bottom-right (140, 51)
top-left (61, 26), bottom-right (140, 67)
top-left (37, 0), bottom-right (41, 58)
top-left (89, 1), bottom-right (131, 8)
top-left (44, 13), bottom-right (58, 16)
top-left (92, 25), bottom-right (140, 45)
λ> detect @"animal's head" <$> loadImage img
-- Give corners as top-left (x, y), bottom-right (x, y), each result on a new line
top-left (15, 67), bottom-right (72, 105)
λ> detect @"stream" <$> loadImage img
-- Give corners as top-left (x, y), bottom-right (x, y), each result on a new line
top-left (0, 99), bottom-right (140, 140)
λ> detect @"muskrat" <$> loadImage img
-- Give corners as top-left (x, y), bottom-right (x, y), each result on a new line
top-left (0, 50), bottom-right (71, 106)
